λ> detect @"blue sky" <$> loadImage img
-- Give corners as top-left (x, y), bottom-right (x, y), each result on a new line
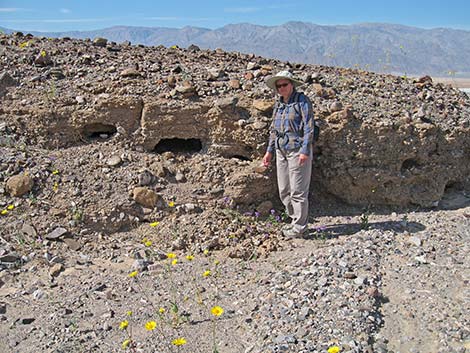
top-left (1, 0), bottom-right (469, 32)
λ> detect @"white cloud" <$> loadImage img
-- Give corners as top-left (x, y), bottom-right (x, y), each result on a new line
top-left (0, 8), bottom-right (23, 12)
top-left (60, 8), bottom-right (71, 14)
top-left (2, 18), bottom-right (111, 24)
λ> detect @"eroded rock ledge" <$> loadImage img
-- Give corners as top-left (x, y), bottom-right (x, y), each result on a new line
top-left (1, 33), bottom-right (469, 207)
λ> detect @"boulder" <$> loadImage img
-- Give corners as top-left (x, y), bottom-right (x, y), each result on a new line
top-left (6, 175), bottom-right (34, 197)
top-left (132, 187), bottom-right (160, 208)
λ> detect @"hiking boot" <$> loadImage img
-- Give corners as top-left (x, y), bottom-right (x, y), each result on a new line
top-left (282, 227), bottom-right (307, 239)
top-left (281, 224), bottom-right (293, 231)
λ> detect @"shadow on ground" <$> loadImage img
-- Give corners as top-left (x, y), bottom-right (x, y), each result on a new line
top-left (308, 220), bottom-right (425, 239)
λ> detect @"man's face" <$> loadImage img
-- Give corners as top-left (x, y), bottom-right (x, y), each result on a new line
top-left (276, 79), bottom-right (293, 99)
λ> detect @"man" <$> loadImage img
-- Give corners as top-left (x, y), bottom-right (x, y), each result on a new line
top-left (262, 70), bottom-right (315, 238)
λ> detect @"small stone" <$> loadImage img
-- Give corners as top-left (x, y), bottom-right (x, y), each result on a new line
top-left (167, 75), bottom-right (177, 87)
top-left (0, 253), bottom-right (21, 263)
top-left (45, 227), bottom-right (68, 240)
top-left (0, 72), bottom-right (18, 90)
top-left (136, 170), bottom-right (154, 186)
top-left (32, 289), bottom-right (45, 300)
top-left (329, 101), bottom-right (343, 112)
top-left (120, 68), bottom-right (141, 78)
top-left (252, 100), bottom-right (273, 112)
top-left (20, 318), bottom-right (35, 325)
top-left (367, 287), bottom-right (381, 298)
top-left (256, 200), bottom-right (273, 216)
top-left (408, 236), bottom-right (422, 246)
top-left (252, 121), bottom-right (267, 130)
top-left (344, 272), bottom-right (357, 279)
top-left (171, 238), bottom-right (186, 251)
top-left (49, 263), bottom-right (64, 277)
top-left (132, 187), bottom-right (159, 208)
top-left (229, 79), bottom-right (240, 89)
top-left (63, 238), bottom-right (81, 251)
top-left (34, 51), bottom-right (53, 66)
top-left (175, 171), bottom-right (186, 182)
top-left (415, 255), bottom-right (428, 264)
top-left (93, 37), bottom-right (108, 47)
top-left (106, 155), bottom-right (122, 167)
top-left (354, 276), bottom-right (367, 285)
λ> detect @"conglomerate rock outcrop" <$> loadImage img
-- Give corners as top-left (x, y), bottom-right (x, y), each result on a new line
top-left (1, 32), bottom-right (469, 209)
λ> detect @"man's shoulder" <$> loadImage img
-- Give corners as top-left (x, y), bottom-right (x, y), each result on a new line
top-left (296, 91), bottom-right (312, 104)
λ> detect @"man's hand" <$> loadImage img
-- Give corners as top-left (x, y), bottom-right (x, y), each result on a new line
top-left (263, 152), bottom-right (273, 167)
top-left (298, 153), bottom-right (309, 166)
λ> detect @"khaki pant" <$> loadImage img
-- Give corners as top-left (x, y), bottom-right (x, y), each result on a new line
top-left (275, 146), bottom-right (312, 233)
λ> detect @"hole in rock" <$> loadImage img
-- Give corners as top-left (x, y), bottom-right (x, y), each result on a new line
top-left (400, 158), bottom-right (420, 173)
top-left (82, 123), bottom-right (117, 140)
top-left (153, 138), bottom-right (203, 154)
top-left (444, 181), bottom-right (463, 192)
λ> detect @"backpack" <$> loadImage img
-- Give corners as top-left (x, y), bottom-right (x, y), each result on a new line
top-left (273, 92), bottom-right (320, 142)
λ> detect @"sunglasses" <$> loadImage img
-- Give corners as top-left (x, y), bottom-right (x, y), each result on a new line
top-left (276, 83), bottom-right (290, 89)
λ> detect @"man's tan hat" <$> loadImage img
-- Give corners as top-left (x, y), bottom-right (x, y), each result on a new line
top-left (265, 70), bottom-right (304, 90)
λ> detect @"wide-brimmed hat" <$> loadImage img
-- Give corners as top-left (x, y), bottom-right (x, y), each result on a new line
top-left (265, 70), bottom-right (304, 90)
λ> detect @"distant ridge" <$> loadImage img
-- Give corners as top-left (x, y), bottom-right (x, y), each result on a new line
top-left (2, 22), bottom-right (470, 77)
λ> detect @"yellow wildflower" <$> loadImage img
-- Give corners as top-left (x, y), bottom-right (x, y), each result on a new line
top-left (328, 346), bottom-right (341, 353)
top-left (167, 253), bottom-right (177, 259)
top-left (119, 320), bottom-right (129, 330)
top-left (210, 306), bottom-right (224, 317)
top-left (168, 201), bottom-right (175, 207)
top-left (171, 337), bottom-right (187, 346)
top-left (171, 259), bottom-right (178, 266)
top-left (185, 255), bottom-right (194, 261)
top-left (145, 321), bottom-right (157, 331)
top-left (144, 240), bottom-right (152, 247)
top-left (122, 339), bottom-right (131, 350)
top-left (7, 205), bottom-right (14, 210)
top-left (128, 271), bottom-right (138, 278)
top-left (203, 270), bottom-right (211, 277)
top-left (159, 307), bottom-right (165, 314)
top-left (214, 259), bottom-right (220, 265)
top-left (149, 221), bottom-right (160, 227)
top-left (1, 210), bottom-right (7, 215)
top-left (126, 311), bottom-right (132, 316)
top-left (40, 50), bottom-right (47, 57)
top-left (203, 249), bottom-right (209, 255)
top-left (53, 182), bottom-right (59, 192)
top-left (52, 169), bottom-right (59, 175)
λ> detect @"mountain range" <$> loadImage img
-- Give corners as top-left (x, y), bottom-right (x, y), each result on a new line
top-left (2, 22), bottom-right (470, 77)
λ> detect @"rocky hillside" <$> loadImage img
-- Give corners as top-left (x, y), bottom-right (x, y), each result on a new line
top-left (1, 32), bottom-right (469, 210)
top-left (0, 33), bottom-right (469, 353)
top-left (3, 22), bottom-right (470, 76)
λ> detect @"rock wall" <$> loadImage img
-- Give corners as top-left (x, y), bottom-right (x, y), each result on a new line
top-left (316, 109), bottom-right (469, 206)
